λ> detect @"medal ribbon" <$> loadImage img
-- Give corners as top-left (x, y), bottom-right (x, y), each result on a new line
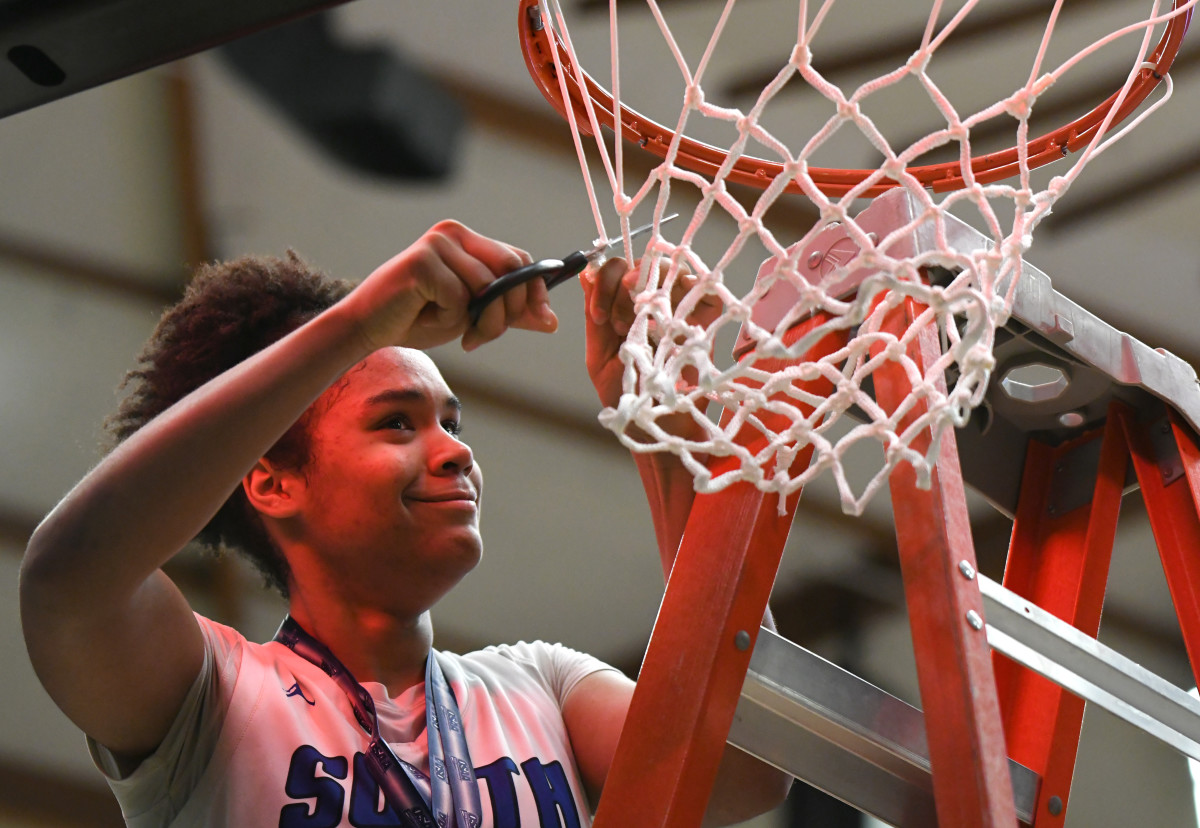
top-left (274, 617), bottom-right (481, 828)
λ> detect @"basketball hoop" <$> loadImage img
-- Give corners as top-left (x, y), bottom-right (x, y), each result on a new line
top-left (521, 0), bottom-right (1191, 196)
top-left (519, 0), bottom-right (1195, 514)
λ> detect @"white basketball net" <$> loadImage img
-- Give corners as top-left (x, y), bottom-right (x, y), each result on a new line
top-left (536, 0), bottom-right (1191, 515)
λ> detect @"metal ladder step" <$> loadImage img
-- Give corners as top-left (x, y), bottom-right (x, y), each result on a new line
top-left (728, 628), bottom-right (1040, 827)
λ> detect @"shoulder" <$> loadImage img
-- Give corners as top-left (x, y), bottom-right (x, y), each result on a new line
top-left (193, 613), bottom-right (247, 661)
top-left (193, 614), bottom-right (312, 678)
top-left (442, 641), bottom-right (621, 708)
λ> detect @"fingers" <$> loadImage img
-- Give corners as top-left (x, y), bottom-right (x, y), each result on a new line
top-left (668, 268), bottom-right (723, 331)
top-left (434, 221), bottom-right (560, 338)
top-left (350, 220), bottom-right (566, 353)
top-left (464, 276), bottom-right (558, 351)
top-left (585, 257), bottom-right (634, 334)
top-left (432, 222), bottom-right (561, 349)
top-left (500, 270), bottom-right (558, 334)
top-left (521, 275), bottom-right (559, 333)
top-left (411, 221), bottom-right (558, 350)
top-left (586, 257), bottom-right (718, 338)
top-left (433, 218), bottom-right (531, 277)
top-left (581, 254), bottom-right (724, 418)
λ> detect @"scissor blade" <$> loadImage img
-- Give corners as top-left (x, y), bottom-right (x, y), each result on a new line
top-left (592, 213), bottom-right (679, 260)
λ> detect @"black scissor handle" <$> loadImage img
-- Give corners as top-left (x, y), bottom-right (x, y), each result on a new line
top-left (467, 259), bottom-right (561, 324)
top-left (467, 250), bottom-right (590, 324)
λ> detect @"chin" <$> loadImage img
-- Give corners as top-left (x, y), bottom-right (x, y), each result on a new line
top-left (437, 533), bottom-right (484, 575)
top-left (461, 539), bottom-right (484, 572)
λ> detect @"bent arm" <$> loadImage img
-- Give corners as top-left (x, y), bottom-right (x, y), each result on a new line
top-left (20, 223), bottom-right (552, 761)
top-left (579, 260), bottom-right (791, 822)
top-left (563, 666), bottom-right (790, 826)
top-left (21, 303), bottom-right (371, 758)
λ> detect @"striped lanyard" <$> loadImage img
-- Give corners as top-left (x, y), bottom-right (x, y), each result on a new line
top-left (274, 617), bottom-right (483, 828)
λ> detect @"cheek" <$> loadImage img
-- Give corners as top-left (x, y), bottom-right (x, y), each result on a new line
top-left (310, 456), bottom-right (401, 509)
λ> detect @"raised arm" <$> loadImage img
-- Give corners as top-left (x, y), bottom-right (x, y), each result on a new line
top-left (570, 258), bottom-right (791, 824)
top-left (580, 257), bottom-right (718, 575)
top-left (19, 222), bottom-right (555, 765)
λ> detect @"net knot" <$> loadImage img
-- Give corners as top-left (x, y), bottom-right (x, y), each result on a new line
top-left (789, 43), bottom-right (812, 69)
top-left (796, 363), bottom-right (823, 383)
top-left (738, 215), bottom-right (760, 237)
top-left (542, 0), bottom-right (1182, 515)
top-left (1004, 76), bottom-right (1052, 122)
top-left (880, 157), bottom-right (907, 182)
top-left (1045, 175), bottom-right (1071, 200)
top-left (905, 48), bottom-right (932, 74)
top-left (945, 121), bottom-right (969, 146)
top-left (610, 392), bottom-right (641, 425)
top-left (883, 338), bottom-right (907, 362)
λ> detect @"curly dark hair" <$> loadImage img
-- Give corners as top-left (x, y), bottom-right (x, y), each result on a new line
top-left (106, 251), bottom-right (354, 597)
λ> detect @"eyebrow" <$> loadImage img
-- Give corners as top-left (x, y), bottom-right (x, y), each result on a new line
top-left (363, 388), bottom-right (462, 412)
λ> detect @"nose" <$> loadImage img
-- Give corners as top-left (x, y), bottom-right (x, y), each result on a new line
top-left (429, 427), bottom-right (474, 475)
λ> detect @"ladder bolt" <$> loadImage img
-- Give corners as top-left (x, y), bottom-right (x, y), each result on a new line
top-left (966, 610), bottom-right (984, 630)
top-left (734, 630), bottom-right (752, 651)
top-left (1047, 795), bottom-right (1064, 816)
top-left (958, 560), bottom-right (976, 580)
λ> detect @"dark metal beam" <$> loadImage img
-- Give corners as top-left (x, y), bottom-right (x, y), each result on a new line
top-left (0, 0), bottom-right (356, 118)
top-left (0, 231), bottom-right (179, 305)
top-left (163, 63), bottom-right (214, 269)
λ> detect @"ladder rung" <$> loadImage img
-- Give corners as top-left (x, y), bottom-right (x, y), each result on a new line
top-left (979, 573), bottom-right (1200, 760)
top-left (728, 629), bottom-right (1039, 827)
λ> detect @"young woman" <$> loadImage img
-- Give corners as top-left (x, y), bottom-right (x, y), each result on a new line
top-left (19, 221), bottom-right (789, 826)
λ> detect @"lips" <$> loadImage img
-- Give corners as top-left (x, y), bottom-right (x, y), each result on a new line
top-left (408, 489), bottom-right (477, 504)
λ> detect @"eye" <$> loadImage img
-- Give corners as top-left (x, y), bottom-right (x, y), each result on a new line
top-left (383, 413), bottom-right (414, 431)
top-left (442, 419), bottom-right (463, 437)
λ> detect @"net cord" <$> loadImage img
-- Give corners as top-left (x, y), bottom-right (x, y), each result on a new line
top-left (533, 0), bottom-right (1194, 514)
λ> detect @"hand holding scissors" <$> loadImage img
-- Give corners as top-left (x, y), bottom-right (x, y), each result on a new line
top-left (467, 214), bottom-right (678, 324)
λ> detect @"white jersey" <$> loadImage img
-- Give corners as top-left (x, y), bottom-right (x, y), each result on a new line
top-left (88, 614), bottom-right (619, 827)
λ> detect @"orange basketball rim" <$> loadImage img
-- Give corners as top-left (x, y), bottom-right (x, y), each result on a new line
top-left (517, 0), bottom-right (1192, 197)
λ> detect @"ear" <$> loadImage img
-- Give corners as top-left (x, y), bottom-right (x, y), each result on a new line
top-left (243, 458), bottom-right (304, 519)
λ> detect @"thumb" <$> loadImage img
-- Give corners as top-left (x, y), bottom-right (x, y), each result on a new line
top-left (580, 266), bottom-right (619, 352)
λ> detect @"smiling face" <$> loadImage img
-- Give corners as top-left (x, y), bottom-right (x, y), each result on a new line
top-left (280, 347), bottom-right (484, 615)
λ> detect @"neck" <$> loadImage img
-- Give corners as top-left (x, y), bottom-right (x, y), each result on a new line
top-left (287, 596), bottom-right (434, 694)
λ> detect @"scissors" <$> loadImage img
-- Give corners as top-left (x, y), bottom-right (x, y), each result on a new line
top-left (467, 214), bottom-right (678, 324)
